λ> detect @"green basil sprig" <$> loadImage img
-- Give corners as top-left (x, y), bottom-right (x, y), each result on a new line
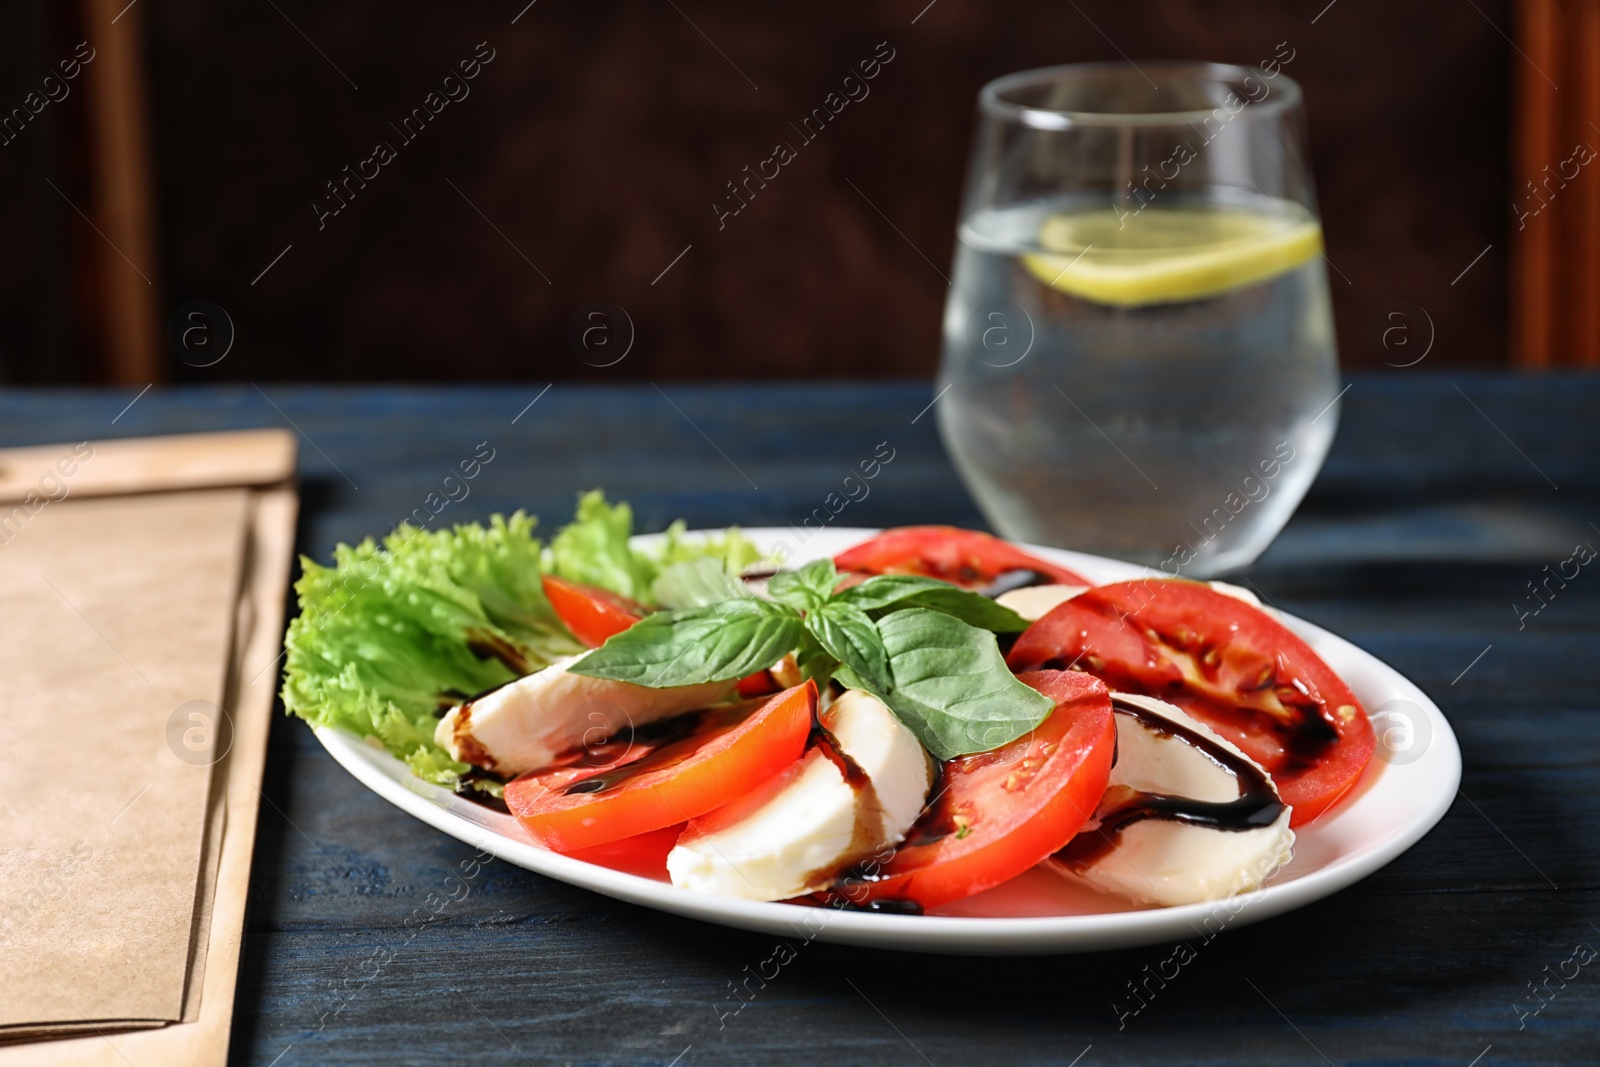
top-left (571, 558), bottom-right (1050, 760)
top-left (833, 573), bottom-right (1034, 633)
top-left (570, 597), bottom-right (804, 687)
top-left (860, 608), bottom-right (1051, 758)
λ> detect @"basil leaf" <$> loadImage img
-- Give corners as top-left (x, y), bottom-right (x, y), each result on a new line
top-left (833, 664), bottom-right (885, 702)
top-left (767, 558), bottom-right (840, 611)
top-left (651, 557), bottom-right (754, 610)
top-left (794, 631), bottom-right (837, 688)
top-left (806, 602), bottom-right (891, 695)
top-left (837, 575), bottom-right (1031, 632)
top-left (874, 607), bottom-right (1054, 760)
top-left (571, 598), bottom-right (803, 686)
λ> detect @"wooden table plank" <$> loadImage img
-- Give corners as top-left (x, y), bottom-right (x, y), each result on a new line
top-left (1, 375), bottom-right (1595, 1066)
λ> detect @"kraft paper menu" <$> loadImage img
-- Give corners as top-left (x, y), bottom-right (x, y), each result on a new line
top-left (0, 430), bottom-right (295, 504)
top-left (0, 489), bottom-right (249, 1032)
top-left (0, 429), bottom-right (298, 1065)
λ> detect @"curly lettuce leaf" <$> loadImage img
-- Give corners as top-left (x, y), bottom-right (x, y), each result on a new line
top-left (548, 490), bottom-right (762, 605)
top-left (407, 746), bottom-right (478, 789)
top-left (282, 514), bottom-right (581, 783)
top-left (649, 518), bottom-right (764, 579)
top-left (397, 512), bottom-right (574, 654)
top-left (283, 492), bottom-right (763, 788)
top-left (547, 491), bottom-right (655, 601)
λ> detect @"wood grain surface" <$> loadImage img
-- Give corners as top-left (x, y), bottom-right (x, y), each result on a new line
top-left (0, 376), bottom-right (1592, 1065)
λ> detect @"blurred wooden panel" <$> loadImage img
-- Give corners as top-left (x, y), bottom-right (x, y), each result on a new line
top-left (135, 0), bottom-right (1515, 382)
top-left (83, 0), bottom-right (163, 385)
top-left (1511, 0), bottom-right (1600, 367)
top-left (1511, 0), bottom-right (1560, 367)
top-left (0, 4), bottom-right (76, 383)
top-left (0, 0), bottom-right (1523, 382)
top-left (1574, 0), bottom-right (1600, 365)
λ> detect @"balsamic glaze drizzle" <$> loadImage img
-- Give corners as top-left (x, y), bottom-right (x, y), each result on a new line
top-left (453, 770), bottom-right (511, 813)
top-left (1010, 588), bottom-right (1347, 776)
top-left (795, 714), bottom-right (889, 890)
top-left (976, 568), bottom-right (1055, 599)
top-left (1054, 696), bottom-right (1284, 867)
top-left (555, 707), bottom-right (726, 796)
top-left (833, 897), bottom-right (925, 915)
top-left (464, 629), bottom-right (532, 675)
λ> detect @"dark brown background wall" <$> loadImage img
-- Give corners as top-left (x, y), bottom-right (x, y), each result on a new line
top-left (0, 0), bottom-right (1512, 383)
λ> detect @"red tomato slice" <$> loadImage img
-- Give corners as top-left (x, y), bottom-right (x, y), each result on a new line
top-left (564, 824), bottom-right (684, 880)
top-left (1006, 579), bottom-right (1375, 826)
top-left (505, 682), bottom-right (816, 852)
top-left (834, 526), bottom-right (1090, 589)
top-left (542, 575), bottom-right (646, 647)
top-left (828, 670), bottom-right (1115, 911)
top-left (735, 670), bottom-right (779, 698)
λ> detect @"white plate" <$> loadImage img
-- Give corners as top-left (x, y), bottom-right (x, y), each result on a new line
top-left (313, 527), bottom-right (1461, 955)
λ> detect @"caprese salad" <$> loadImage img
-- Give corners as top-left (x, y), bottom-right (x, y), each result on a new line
top-left (283, 493), bottom-right (1375, 914)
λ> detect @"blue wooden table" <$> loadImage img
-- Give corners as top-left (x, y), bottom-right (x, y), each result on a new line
top-left (4, 375), bottom-right (1596, 1066)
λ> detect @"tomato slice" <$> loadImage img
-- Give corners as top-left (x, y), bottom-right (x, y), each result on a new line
top-left (735, 670), bottom-right (779, 698)
top-left (834, 526), bottom-right (1090, 589)
top-left (827, 670), bottom-right (1115, 911)
top-left (564, 824), bottom-right (684, 879)
top-left (1006, 579), bottom-right (1375, 826)
top-left (542, 574), bottom-right (774, 693)
top-left (505, 682), bottom-right (816, 852)
top-left (542, 574), bottom-right (646, 647)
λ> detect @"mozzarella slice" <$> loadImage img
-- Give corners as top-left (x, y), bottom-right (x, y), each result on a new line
top-left (667, 689), bottom-right (933, 901)
top-left (1048, 692), bottom-right (1294, 907)
top-left (994, 584), bottom-right (1089, 621)
top-left (433, 654), bottom-right (736, 777)
top-left (1207, 580), bottom-right (1262, 607)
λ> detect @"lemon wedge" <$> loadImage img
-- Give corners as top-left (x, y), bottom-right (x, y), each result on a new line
top-left (1020, 203), bottom-right (1323, 307)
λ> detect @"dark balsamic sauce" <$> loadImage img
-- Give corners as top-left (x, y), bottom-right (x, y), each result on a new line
top-left (819, 763), bottom-right (949, 908)
top-left (1016, 592), bottom-right (1343, 775)
top-left (896, 762), bottom-right (953, 850)
top-left (1054, 696), bottom-right (1284, 868)
top-left (977, 568), bottom-right (1055, 599)
top-left (464, 629), bottom-right (532, 675)
top-left (835, 897), bottom-right (925, 915)
top-left (796, 714), bottom-right (890, 890)
top-left (556, 706), bottom-right (739, 796)
top-left (1169, 681), bottom-right (1337, 777)
top-left (454, 770), bottom-right (511, 813)
top-left (631, 708), bottom-right (718, 745)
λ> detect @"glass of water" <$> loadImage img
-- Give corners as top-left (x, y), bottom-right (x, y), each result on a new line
top-left (936, 62), bottom-right (1340, 577)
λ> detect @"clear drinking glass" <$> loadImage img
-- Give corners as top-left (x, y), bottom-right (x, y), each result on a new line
top-left (936, 62), bottom-right (1340, 577)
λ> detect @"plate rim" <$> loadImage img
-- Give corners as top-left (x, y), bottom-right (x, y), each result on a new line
top-left (311, 526), bottom-right (1462, 955)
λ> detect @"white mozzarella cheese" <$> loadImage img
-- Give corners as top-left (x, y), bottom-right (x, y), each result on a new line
top-left (1206, 580), bottom-right (1262, 607)
top-left (994, 584), bottom-right (1090, 621)
top-left (666, 689), bottom-right (933, 901)
top-left (1049, 692), bottom-right (1294, 907)
top-left (433, 654), bottom-right (736, 777)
